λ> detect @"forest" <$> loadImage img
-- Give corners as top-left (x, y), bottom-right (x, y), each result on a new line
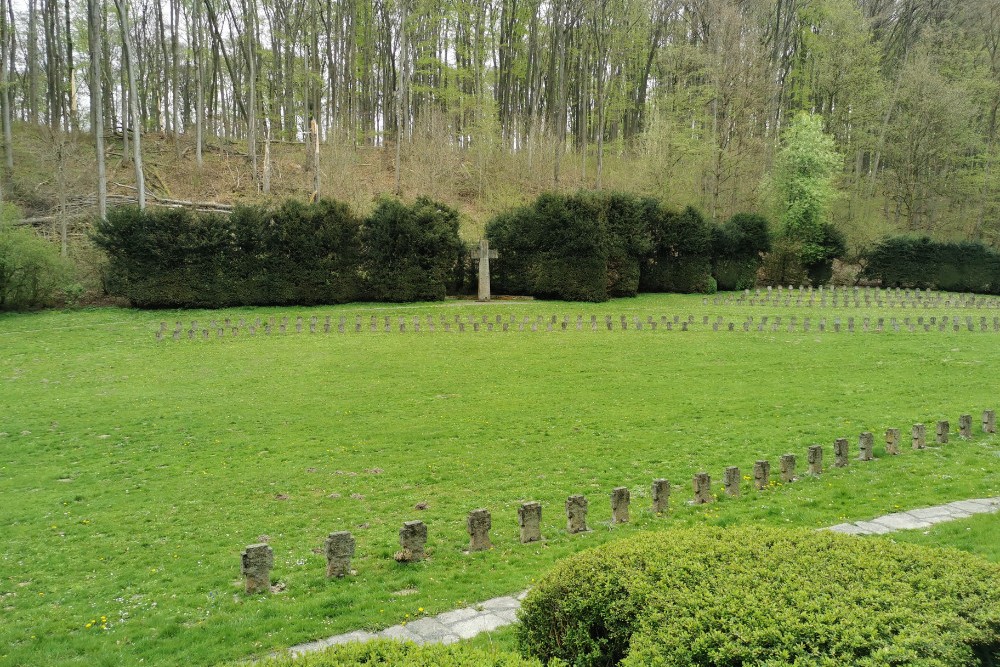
top-left (0, 0), bottom-right (998, 253)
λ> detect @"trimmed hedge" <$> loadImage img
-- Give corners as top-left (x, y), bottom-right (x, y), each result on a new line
top-left (711, 212), bottom-right (771, 290)
top-left (93, 197), bottom-right (462, 308)
top-left (488, 193), bottom-right (750, 301)
top-left (227, 639), bottom-right (553, 667)
top-left (517, 527), bottom-right (1000, 667)
top-left (362, 196), bottom-right (465, 302)
top-left (863, 236), bottom-right (1000, 293)
top-left (639, 205), bottom-right (712, 293)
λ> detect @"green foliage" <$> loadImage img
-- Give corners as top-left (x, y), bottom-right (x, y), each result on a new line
top-left (487, 191), bottom-right (653, 302)
top-left (862, 236), bottom-right (1000, 293)
top-left (712, 213), bottom-right (772, 290)
top-left (361, 196), bottom-right (464, 302)
top-left (92, 197), bottom-right (461, 308)
top-left (517, 527), bottom-right (1000, 667)
top-left (639, 205), bottom-right (713, 293)
top-left (227, 639), bottom-right (550, 667)
top-left (529, 193), bottom-right (610, 302)
top-left (489, 195), bottom-right (766, 298)
top-left (0, 204), bottom-right (71, 310)
top-left (774, 113), bottom-right (844, 281)
top-left (254, 199), bottom-right (364, 306)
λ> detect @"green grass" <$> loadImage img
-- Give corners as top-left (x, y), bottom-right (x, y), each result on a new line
top-left (888, 513), bottom-right (1000, 562)
top-left (3, 292), bottom-right (1000, 667)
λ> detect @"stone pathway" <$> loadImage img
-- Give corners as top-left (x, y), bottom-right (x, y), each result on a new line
top-left (824, 496), bottom-right (1000, 535)
top-left (288, 496), bottom-right (1000, 657)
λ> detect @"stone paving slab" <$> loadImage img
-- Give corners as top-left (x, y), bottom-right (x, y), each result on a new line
top-left (287, 496), bottom-right (1000, 657)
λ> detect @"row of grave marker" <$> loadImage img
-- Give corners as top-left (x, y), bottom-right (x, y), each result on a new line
top-left (712, 286), bottom-right (999, 309)
top-left (239, 409), bottom-right (998, 594)
top-left (158, 313), bottom-right (1000, 340)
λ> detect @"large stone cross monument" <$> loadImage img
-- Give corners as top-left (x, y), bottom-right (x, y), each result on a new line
top-left (471, 238), bottom-right (499, 301)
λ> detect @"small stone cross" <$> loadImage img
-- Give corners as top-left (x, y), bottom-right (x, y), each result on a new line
top-left (470, 238), bottom-right (499, 302)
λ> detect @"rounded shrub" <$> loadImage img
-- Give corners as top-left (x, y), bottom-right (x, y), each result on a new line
top-left (517, 527), bottom-right (1000, 667)
top-left (233, 639), bottom-right (552, 667)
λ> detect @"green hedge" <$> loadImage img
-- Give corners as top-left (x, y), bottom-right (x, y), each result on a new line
top-left (488, 193), bottom-right (756, 301)
top-left (639, 205), bottom-right (713, 293)
top-left (93, 197), bottom-right (462, 308)
top-left (226, 639), bottom-right (553, 667)
top-left (862, 236), bottom-right (1000, 293)
top-left (517, 527), bottom-right (1000, 667)
top-left (711, 212), bottom-right (771, 290)
top-left (362, 196), bottom-right (465, 302)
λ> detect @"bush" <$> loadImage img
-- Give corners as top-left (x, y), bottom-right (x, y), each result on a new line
top-left (0, 205), bottom-right (72, 310)
top-left (862, 236), bottom-right (1000, 293)
top-left (231, 639), bottom-right (552, 667)
top-left (602, 192), bottom-right (652, 297)
top-left (488, 192), bottom-right (628, 302)
top-left (639, 206), bottom-right (713, 293)
top-left (361, 196), bottom-right (464, 302)
top-left (93, 196), bottom-right (460, 308)
top-left (712, 213), bottom-right (771, 290)
top-left (517, 527), bottom-right (1000, 667)
top-left (254, 199), bottom-right (364, 305)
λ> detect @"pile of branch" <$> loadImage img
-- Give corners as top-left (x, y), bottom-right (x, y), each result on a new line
top-left (14, 193), bottom-right (234, 226)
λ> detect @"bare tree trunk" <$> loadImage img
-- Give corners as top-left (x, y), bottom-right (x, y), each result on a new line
top-left (88, 0), bottom-right (107, 219)
top-left (171, 0), bottom-right (180, 156)
top-left (311, 118), bottom-right (320, 196)
top-left (0, 0), bottom-right (13, 174)
top-left (394, 0), bottom-right (408, 195)
top-left (27, 0), bottom-right (39, 123)
top-left (115, 0), bottom-right (145, 209)
top-left (262, 116), bottom-right (271, 194)
top-left (56, 133), bottom-right (67, 255)
top-left (64, 0), bottom-right (76, 132)
top-left (194, 0), bottom-right (204, 168)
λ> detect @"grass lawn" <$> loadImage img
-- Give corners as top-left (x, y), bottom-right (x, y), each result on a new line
top-left (3, 292), bottom-right (1000, 667)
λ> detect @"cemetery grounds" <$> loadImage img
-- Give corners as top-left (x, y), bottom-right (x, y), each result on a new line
top-left (2, 291), bottom-right (1000, 666)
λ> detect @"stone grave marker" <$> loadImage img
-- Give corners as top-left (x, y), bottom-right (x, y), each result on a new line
top-left (566, 495), bottom-right (589, 533)
top-left (912, 423), bottom-right (926, 449)
top-left (324, 531), bottom-right (355, 578)
top-left (959, 414), bottom-right (972, 438)
top-left (397, 521), bottom-right (428, 562)
top-left (753, 460), bottom-right (770, 490)
top-left (518, 502), bottom-right (542, 543)
top-left (466, 509), bottom-right (492, 552)
top-left (984, 410), bottom-right (996, 433)
top-left (807, 445), bottom-right (823, 474)
top-left (241, 543), bottom-right (274, 594)
top-left (779, 454), bottom-right (796, 482)
top-left (723, 466), bottom-right (740, 497)
top-left (859, 432), bottom-right (874, 461)
top-left (936, 420), bottom-right (949, 444)
top-left (692, 473), bottom-right (713, 504)
top-left (885, 428), bottom-right (901, 455)
top-left (651, 479), bottom-right (670, 513)
top-left (610, 487), bottom-right (630, 524)
top-left (833, 438), bottom-right (849, 467)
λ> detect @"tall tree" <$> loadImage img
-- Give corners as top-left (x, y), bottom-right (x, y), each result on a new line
top-left (88, 0), bottom-right (107, 219)
top-left (114, 0), bottom-right (145, 209)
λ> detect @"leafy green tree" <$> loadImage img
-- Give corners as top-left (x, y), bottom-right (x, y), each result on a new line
top-left (773, 113), bottom-right (843, 283)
